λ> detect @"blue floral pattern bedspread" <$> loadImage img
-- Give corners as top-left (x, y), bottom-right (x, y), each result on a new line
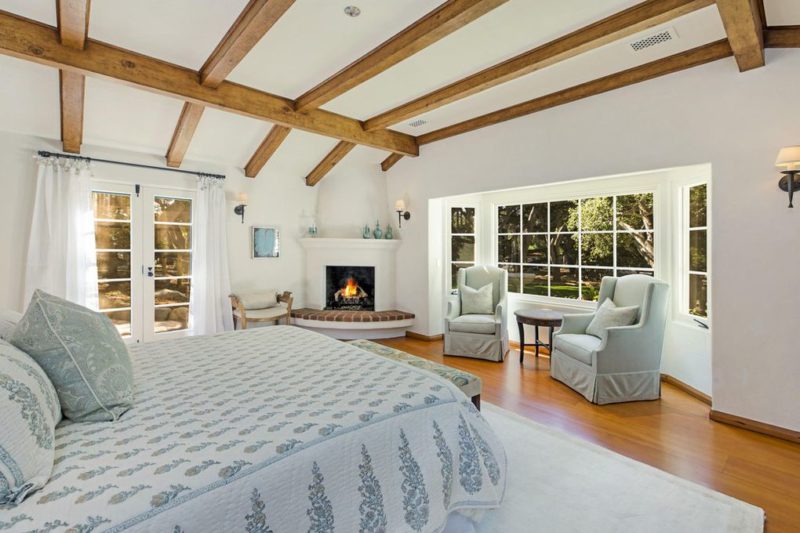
top-left (1, 326), bottom-right (506, 532)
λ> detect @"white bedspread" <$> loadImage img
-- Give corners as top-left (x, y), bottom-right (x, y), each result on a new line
top-left (0, 326), bottom-right (506, 532)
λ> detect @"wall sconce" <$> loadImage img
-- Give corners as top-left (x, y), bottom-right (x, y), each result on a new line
top-left (775, 146), bottom-right (800, 208)
top-left (234, 193), bottom-right (248, 223)
top-left (395, 199), bottom-right (411, 227)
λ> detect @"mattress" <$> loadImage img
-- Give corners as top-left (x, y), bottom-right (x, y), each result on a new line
top-left (0, 326), bottom-right (506, 532)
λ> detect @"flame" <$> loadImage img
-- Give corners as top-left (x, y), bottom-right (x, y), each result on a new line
top-left (342, 278), bottom-right (359, 298)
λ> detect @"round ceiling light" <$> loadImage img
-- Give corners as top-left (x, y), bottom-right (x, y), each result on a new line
top-left (344, 5), bottom-right (361, 17)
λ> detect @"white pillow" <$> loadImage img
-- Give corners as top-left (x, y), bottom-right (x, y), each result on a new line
top-left (460, 283), bottom-right (494, 315)
top-left (586, 299), bottom-right (639, 339)
top-left (0, 309), bottom-right (22, 341)
top-left (238, 291), bottom-right (278, 310)
top-left (0, 340), bottom-right (60, 505)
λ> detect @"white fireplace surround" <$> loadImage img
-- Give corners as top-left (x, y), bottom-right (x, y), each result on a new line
top-left (300, 238), bottom-right (401, 311)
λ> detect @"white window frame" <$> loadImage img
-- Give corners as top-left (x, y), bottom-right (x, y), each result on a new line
top-left (674, 179), bottom-right (711, 327)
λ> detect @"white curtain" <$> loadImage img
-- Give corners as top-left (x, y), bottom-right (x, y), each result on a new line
top-left (190, 176), bottom-right (234, 335)
top-left (24, 156), bottom-right (98, 308)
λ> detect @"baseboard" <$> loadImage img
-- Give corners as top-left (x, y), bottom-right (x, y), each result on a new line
top-left (709, 409), bottom-right (800, 444)
top-left (660, 374), bottom-right (711, 406)
top-left (405, 331), bottom-right (444, 342)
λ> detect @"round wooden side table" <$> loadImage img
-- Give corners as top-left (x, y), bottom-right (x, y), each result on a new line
top-left (514, 309), bottom-right (563, 363)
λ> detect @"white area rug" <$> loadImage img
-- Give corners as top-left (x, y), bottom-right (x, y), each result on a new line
top-left (474, 403), bottom-right (764, 533)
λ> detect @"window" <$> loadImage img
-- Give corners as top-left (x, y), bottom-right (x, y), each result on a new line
top-left (686, 184), bottom-right (708, 318)
top-left (497, 193), bottom-right (655, 301)
top-left (449, 207), bottom-right (476, 289)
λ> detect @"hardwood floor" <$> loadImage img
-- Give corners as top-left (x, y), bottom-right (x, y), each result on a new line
top-left (377, 337), bottom-right (800, 532)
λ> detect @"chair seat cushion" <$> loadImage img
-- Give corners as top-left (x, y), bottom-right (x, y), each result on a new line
top-left (348, 339), bottom-right (482, 399)
top-left (234, 302), bottom-right (288, 320)
top-left (554, 333), bottom-right (602, 365)
top-left (237, 291), bottom-right (278, 310)
top-left (449, 314), bottom-right (496, 334)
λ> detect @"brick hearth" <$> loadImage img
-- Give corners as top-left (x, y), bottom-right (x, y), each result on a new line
top-left (291, 308), bottom-right (414, 323)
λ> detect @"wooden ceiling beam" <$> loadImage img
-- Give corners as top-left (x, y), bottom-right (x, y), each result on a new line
top-left (716, 0), bottom-right (765, 71)
top-left (380, 153), bottom-right (404, 172)
top-left (0, 12), bottom-right (419, 156)
top-left (245, 125), bottom-right (291, 177)
top-left (166, 0), bottom-right (295, 168)
top-left (294, 0), bottom-right (509, 112)
top-left (764, 26), bottom-right (800, 48)
top-left (364, 0), bottom-right (714, 131)
top-left (305, 141), bottom-right (355, 186)
top-left (200, 0), bottom-right (294, 88)
top-left (417, 40), bottom-right (733, 145)
top-left (57, 0), bottom-right (90, 153)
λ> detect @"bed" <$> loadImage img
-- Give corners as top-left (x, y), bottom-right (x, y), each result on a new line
top-left (1, 326), bottom-right (506, 532)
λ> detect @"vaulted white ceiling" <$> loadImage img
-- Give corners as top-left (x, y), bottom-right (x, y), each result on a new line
top-left (0, 0), bottom-right (797, 175)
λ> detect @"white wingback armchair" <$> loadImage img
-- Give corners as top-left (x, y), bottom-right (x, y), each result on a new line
top-left (550, 275), bottom-right (669, 404)
top-left (444, 265), bottom-right (509, 362)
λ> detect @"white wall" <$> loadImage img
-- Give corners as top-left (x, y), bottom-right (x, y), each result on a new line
top-left (386, 49), bottom-right (800, 431)
top-left (0, 130), bottom-right (317, 311)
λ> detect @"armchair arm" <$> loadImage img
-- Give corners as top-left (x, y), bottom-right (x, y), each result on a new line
top-left (278, 291), bottom-right (294, 314)
top-left (446, 297), bottom-right (461, 322)
top-left (557, 313), bottom-right (595, 335)
top-left (595, 324), bottom-right (660, 374)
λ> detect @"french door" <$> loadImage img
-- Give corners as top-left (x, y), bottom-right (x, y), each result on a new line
top-left (91, 182), bottom-right (195, 343)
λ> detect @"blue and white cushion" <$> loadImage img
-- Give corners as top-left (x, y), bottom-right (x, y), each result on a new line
top-left (0, 340), bottom-right (60, 505)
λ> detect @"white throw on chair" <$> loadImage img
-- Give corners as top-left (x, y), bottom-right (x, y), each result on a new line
top-left (550, 275), bottom-right (669, 404)
top-left (444, 265), bottom-right (509, 362)
top-left (230, 290), bottom-right (293, 329)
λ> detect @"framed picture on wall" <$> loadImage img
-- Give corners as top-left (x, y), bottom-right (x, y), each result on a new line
top-left (252, 226), bottom-right (280, 258)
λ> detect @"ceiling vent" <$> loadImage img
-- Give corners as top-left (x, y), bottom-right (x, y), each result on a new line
top-left (629, 28), bottom-right (678, 52)
top-left (407, 119), bottom-right (427, 128)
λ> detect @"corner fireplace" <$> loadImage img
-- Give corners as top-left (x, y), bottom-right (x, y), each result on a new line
top-left (326, 266), bottom-right (375, 310)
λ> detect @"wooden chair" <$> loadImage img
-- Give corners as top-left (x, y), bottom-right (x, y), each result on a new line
top-left (230, 290), bottom-right (293, 329)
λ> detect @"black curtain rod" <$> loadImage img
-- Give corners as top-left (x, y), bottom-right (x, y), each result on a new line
top-left (37, 151), bottom-right (226, 180)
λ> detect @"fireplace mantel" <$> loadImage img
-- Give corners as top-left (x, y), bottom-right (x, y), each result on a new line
top-left (299, 238), bottom-right (401, 250)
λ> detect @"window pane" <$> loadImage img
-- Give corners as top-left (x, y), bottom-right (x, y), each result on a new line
top-left (689, 230), bottom-right (707, 272)
top-left (689, 274), bottom-right (708, 317)
top-left (96, 251), bottom-right (131, 280)
top-left (155, 225), bottom-right (191, 250)
top-left (451, 236), bottom-right (475, 262)
top-left (522, 234), bottom-right (547, 264)
top-left (451, 262), bottom-right (472, 289)
top-left (102, 310), bottom-right (131, 338)
top-left (689, 184), bottom-right (707, 228)
top-left (98, 280), bottom-right (131, 309)
top-left (154, 197), bottom-right (192, 223)
top-left (616, 231), bottom-right (654, 269)
top-left (155, 252), bottom-right (192, 277)
top-left (580, 197), bottom-right (613, 231)
top-left (617, 193), bottom-right (654, 231)
top-left (522, 203), bottom-right (547, 233)
top-left (549, 267), bottom-right (578, 299)
top-left (498, 235), bottom-right (520, 263)
top-left (93, 192), bottom-right (130, 220)
top-left (580, 233), bottom-right (613, 266)
top-left (549, 233), bottom-right (578, 265)
top-left (155, 278), bottom-right (191, 305)
top-left (95, 221), bottom-right (131, 249)
top-left (550, 200), bottom-right (578, 232)
top-left (499, 264), bottom-right (520, 293)
top-left (497, 205), bottom-right (520, 233)
top-left (155, 305), bottom-right (189, 333)
top-left (581, 268), bottom-right (609, 301)
top-left (522, 266), bottom-right (548, 296)
top-left (451, 207), bottom-right (475, 234)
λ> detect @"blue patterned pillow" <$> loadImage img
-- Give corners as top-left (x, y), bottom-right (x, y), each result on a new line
top-left (10, 290), bottom-right (134, 422)
top-left (0, 340), bottom-right (60, 504)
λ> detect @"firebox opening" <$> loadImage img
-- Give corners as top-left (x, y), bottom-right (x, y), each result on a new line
top-left (325, 266), bottom-right (375, 311)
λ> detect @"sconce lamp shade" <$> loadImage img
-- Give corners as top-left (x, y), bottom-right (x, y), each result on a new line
top-left (395, 199), bottom-right (406, 211)
top-left (775, 146), bottom-right (800, 170)
top-left (238, 192), bottom-right (249, 205)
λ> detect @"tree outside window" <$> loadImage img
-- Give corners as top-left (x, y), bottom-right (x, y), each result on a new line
top-left (450, 207), bottom-right (476, 289)
top-left (687, 184), bottom-right (708, 317)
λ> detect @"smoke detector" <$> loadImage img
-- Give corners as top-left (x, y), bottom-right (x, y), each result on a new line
top-left (407, 119), bottom-right (427, 128)
top-left (629, 27), bottom-right (679, 52)
top-left (344, 6), bottom-right (361, 17)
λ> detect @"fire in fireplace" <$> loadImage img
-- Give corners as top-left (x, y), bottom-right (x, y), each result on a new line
top-left (326, 266), bottom-right (375, 310)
